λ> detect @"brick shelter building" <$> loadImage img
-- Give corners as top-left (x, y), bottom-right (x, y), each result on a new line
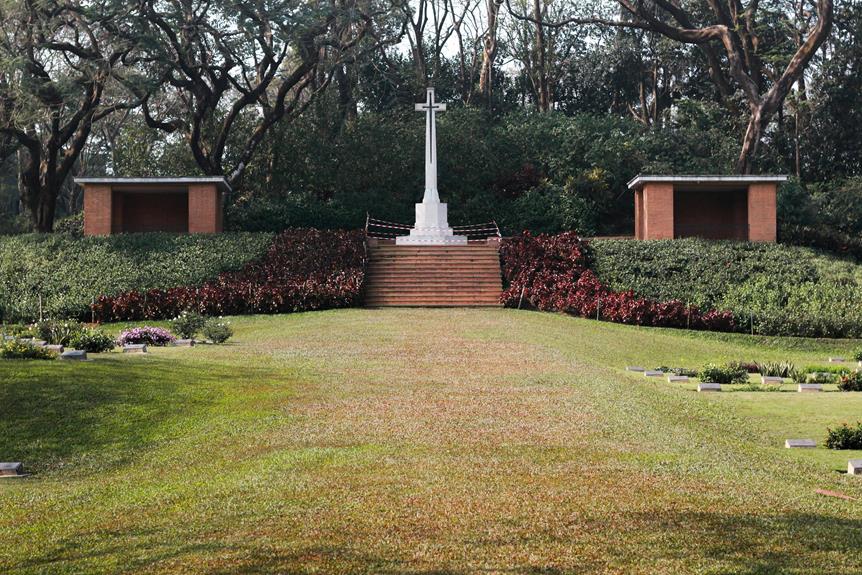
top-left (75, 177), bottom-right (229, 236)
top-left (627, 175), bottom-right (787, 242)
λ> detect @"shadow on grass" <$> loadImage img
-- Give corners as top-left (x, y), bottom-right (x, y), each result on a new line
top-left (14, 510), bottom-right (860, 574)
top-left (0, 355), bottom-right (274, 474)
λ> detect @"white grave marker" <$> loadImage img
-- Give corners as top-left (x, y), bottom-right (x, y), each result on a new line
top-left (785, 439), bottom-right (816, 449)
top-left (798, 383), bottom-right (822, 393)
top-left (698, 383), bottom-right (721, 392)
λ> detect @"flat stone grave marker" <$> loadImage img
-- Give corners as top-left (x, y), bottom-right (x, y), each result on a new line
top-left (0, 462), bottom-right (23, 477)
top-left (698, 383), bottom-right (721, 392)
top-left (625, 366), bottom-right (645, 372)
top-left (761, 375), bottom-right (783, 384)
top-left (59, 350), bottom-right (87, 361)
top-left (173, 339), bottom-right (195, 347)
top-left (668, 375), bottom-right (689, 382)
top-left (644, 370), bottom-right (664, 377)
top-left (829, 357), bottom-right (846, 363)
top-left (849, 460), bottom-right (862, 475)
top-left (785, 439), bottom-right (817, 449)
top-left (798, 383), bottom-right (822, 393)
top-left (45, 344), bottom-right (64, 353)
top-left (123, 344), bottom-right (147, 354)
top-left (32, 340), bottom-right (47, 347)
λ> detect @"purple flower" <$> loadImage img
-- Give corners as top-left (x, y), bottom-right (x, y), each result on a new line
top-left (117, 326), bottom-right (176, 347)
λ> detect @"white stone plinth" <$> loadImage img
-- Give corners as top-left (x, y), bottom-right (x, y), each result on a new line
top-left (397, 199), bottom-right (467, 245)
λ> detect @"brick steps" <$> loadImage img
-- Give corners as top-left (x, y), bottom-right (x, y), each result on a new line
top-left (364, 243), bottom-right (503, 307)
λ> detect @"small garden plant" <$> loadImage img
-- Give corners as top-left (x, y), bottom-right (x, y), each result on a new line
top-left (69, 328), bottom-right (115, 353)
top-left (0, 340), bottom-right (56, 360)
top-left (826, 422), bottom-right (862, 450)
top-left (838, 371), bottom-right (862, 392)
top-left (170, 311), bottom-right (207, 339)
top-left (202, 318), bottom-right (233, 344)
top-left (698, 363), bottom-right (750, 384)
top-left (117, 327), bottom-right (175, 347)
top-left (757, 361), bottom-right (797, 379)
top-left (35, 319), bottom-right (83, 346)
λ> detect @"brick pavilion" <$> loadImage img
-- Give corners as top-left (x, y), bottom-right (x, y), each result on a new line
top-left (75, 177), bottom-right (229, 236)
top-left (628, 175), bottom-right (787, 242)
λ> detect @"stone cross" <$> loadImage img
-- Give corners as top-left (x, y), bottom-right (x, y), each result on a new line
top-left (415, 86), bottom-right (446, 204)
top-left (397, 85), bottom-right (466, 245)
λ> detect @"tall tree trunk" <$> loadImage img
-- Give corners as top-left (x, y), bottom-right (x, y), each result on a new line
top-left (479, 0), bottom-right (502, 107)
top-left (533, 0), bottom-right (550, 111)
top-left (737, 106), bottom-right (766, 174)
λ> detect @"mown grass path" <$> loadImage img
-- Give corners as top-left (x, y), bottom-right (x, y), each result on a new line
top-left (1, 309), bottom-right (861, 574)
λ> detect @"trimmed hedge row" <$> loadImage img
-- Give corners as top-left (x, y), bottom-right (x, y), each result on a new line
top-left (92, 229), bottom-right (365, 322)
top-left (0, 232), bottom-right (273, 322)
top-left (590, 238), bottom-right (862, 338)
top-left (500, 232), bottom-right (735, 331)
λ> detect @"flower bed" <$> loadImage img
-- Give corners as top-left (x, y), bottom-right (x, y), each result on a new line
top-left (93, 229), bottom-right (365, 322)
top-left (500, 231), bottom-right (735, 331)
top-left (117, 327), bottom-right (175, 346)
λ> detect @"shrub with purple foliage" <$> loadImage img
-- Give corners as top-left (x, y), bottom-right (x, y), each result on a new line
top-left (117, 326), bottom-right (176, 347)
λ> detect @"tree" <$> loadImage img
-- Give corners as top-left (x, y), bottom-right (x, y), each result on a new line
top-left (136, 0), bottom-right (402, 191)
top-left (0, 0), bottom-right (142, 231)
top-left (506, 0), bottom-right (834, 173)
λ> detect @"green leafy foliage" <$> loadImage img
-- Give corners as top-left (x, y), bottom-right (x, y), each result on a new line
top-left (698, 363), bottom-right (750, 384)
top-left (826, 422), bottom-right (862, 450)
top-left (68, 328), bottom-right (115, 353)
top-left (591, 239), bottom-right (862, 338)
top-left (170, 311), bottom-right (207, 340)
top-left (758, 361), bottom-right (797, 378)
top-left (838, 372), bottom-right (862, 392)
top-left (202, 318), bottom-right (233, 344)
top-left (0, 340), bottom-right (56, 360)
top-left (35, 319), bottom-right (83, 346)
top-left (0, 232), bottom-right (273, 322)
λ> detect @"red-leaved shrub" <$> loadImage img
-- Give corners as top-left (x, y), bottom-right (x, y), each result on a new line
top-left (500, 232), bottom-right (735, 332)
top-left (93, 229), bottom-right (365, 322)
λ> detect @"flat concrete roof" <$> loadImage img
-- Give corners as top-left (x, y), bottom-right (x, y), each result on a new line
top-left (627, 174), bottom-right (788, 190)
top-left (75, 177), bottom-right (231, 194)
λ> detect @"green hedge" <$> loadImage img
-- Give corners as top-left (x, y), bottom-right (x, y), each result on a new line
top-left (0, 232), bottom-right (273, 322)
top-left (590, 239), bottom-right (862, 338)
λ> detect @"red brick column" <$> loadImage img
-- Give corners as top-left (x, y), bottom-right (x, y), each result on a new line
top-left (747, 183), bottom-right (777, 242)
top-left (188, 184), bottom-right (222, 233)
top-left (83, 185), bottom-right (113, 236)
top-left (642, 183), bottom-right (674, 239)
top-left (634, 189), bottom-right (643, 240)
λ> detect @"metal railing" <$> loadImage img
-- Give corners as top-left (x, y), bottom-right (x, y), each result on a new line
top-left (365, 214), bottom-right (501, 241)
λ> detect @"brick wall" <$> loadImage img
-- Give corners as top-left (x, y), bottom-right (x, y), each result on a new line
top-left (642, 183), bottom-right (674, 239)
top-left (674, 189), bottom-right (748, 240)
top-left (188, 184), bottom-right (222, 234)
top-left (747, 183), bottom-right (777, 242)
top-left (121, 192), bottom-right (188, 233)
top-left (83, 185), bottom-right (113, 236)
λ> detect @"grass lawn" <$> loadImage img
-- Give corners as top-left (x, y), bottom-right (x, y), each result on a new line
top-left (2, 309), bottom-right (862, 574)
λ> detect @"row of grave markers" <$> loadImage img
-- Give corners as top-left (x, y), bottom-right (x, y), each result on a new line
top-left (3, 336), bottom-right (195, 361)
top-left (1, 336), bottom-right (202, 477)
top-left (624, 364), bottom-right (862, 478)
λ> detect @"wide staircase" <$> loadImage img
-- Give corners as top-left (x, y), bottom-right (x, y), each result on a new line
top-left (364, 243), bottom-right (503, 307)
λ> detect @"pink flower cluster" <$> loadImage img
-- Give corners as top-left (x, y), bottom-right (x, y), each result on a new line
top-left (116, 326), bottom-right (176, 346)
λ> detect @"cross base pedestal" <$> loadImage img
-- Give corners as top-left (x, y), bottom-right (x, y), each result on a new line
top-left (396, 200), bottom-right (467, 245)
